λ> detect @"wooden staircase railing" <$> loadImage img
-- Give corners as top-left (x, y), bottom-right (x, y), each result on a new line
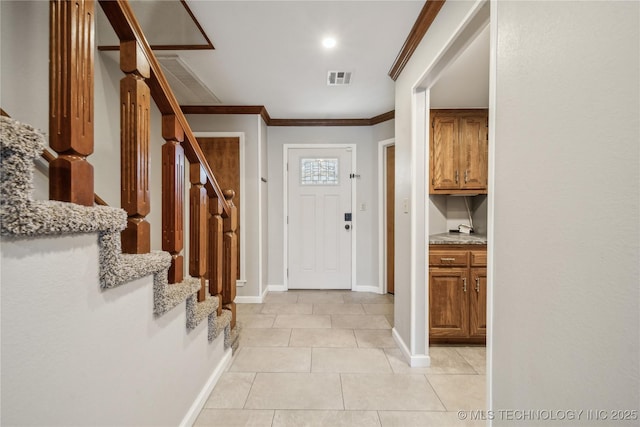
top-left (47, 0), bottom-right (237, 328)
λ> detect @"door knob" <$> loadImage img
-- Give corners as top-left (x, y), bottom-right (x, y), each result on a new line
top-left (345, 224), bottom-right (350, 230)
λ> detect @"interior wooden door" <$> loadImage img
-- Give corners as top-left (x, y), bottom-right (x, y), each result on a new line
top-left (469, 267), bottom-right (487, 338)
top-left (386, 145), bottom-right (395, 294)
top-left (197, 137), bottom-right (240, 277)
top-left (429, 269), bottom-right (469, 339)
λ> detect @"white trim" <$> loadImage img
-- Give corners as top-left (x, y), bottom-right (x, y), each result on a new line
top-left (235, 283), bottom-right (269, 303)
top-left (486, 1), bottom-right (498, 420)
top-left (377, 138), bottom-right (395, 295)
top-left (193, 132), bottom-right (247, 284)
top-left (179, 347), bottom-right (233, 427)
top-left (283, 143), bottom-right (357, 291)
top-left (235, 295), bottom-right (262, 304)
top-left (236, 280), bottom-right (246, 288)
top-left (392, 327), bottom-right (431, 368)
top-left (352, 285), bottom-right (381, 294)
top-left (256, 116), bottom-right (264, 298)
top-left (268, 284), bottom-right (287, 293)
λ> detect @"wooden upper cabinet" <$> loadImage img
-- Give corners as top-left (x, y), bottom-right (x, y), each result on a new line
top-left (430, 109), bottom-right (488, 195)
top-left (431, 115), bottom-right (459, 191)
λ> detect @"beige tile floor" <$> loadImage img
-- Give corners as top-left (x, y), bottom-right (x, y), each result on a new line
top-left (195, 290), bottom-right (486, 427)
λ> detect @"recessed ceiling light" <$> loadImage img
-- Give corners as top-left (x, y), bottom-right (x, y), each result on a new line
top-left (322, 37), bottom-right (337, 49)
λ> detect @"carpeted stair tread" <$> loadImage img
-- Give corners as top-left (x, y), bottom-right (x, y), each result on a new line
top-left (1, 116), bottom-right (126, 237)
top-left (186, 293), bottom-right (220, 330)
top-left (228, 325), bottom-right (240, 353)
top-left (209, 309), bottom-right (231, 343)
top-left (101, 236), bottom-right (171, 289)
top-left (154, 276), bottom-right (201, 316)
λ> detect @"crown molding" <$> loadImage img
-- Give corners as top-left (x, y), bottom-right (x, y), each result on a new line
top-left (181, 105), bottom-right (394, 127)
top-left (388, 0), bottom-right (446, 81)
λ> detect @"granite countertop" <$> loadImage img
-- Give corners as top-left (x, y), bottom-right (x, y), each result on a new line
top-left (429, 232), bottom-right (488, 245)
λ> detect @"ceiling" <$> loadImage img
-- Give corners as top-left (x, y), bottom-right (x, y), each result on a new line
top-left (97, 1), bottom-right (489, 120)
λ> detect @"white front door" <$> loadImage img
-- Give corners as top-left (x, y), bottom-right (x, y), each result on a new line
top-left (287, 147), bottom-right (353, 289)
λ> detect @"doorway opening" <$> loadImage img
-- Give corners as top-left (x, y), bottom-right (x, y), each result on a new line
top-left (378, 138), bottom-right (395, 295)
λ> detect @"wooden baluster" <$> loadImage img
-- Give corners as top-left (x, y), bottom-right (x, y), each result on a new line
top-left (190, 164), bottom-right (208, 302)
top-left (120, 40), bottom-right (151, 253)
top-left (223, 190), bottom-right (238, 329)
top-left (162, 115), bottom-right (185, 283)
top-left (207, 186), bottom-right (224, 315)
top-left (49, 0), bottom-right (95, 206)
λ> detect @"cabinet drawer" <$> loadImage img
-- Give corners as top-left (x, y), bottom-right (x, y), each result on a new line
top-left (471, 251), bottom-right (487, 266)
top-left (429, 251), bottom-right (468, 267)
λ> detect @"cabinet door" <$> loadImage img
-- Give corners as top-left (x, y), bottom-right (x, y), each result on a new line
top-left (431, 115), bottom-right (459, 191)
top-left (429, 268), bottom-right (469, 338)
top-left (469, 268), bottom-right (487, 338)
top-left (459, 115), bottom-right (488, 191)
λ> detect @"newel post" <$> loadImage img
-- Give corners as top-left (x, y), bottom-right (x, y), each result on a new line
top-left (190, 164), bottom-right (208, 302)
top-left (161, 115), bottom-right (185, 283)
top-left (223, 190), bottom-right (238, 329)
top-left (49, 0), bottom-right (95, 206)
top-left (120, 40), bottom-right (151, 253)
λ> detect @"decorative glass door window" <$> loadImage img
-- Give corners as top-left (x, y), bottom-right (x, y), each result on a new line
top-left (300, 158), bottom-right (339, 185)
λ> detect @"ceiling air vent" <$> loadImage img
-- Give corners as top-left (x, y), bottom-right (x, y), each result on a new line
top-left (327, 71), bottom-right (352, 86)
top-left (157, 55), bottom-right (221, 105)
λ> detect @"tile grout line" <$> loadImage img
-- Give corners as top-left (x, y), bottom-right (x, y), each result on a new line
top-left (423, 373), bottom-right (450, 412)
top-left (241, 372), bottom-right (258, 409)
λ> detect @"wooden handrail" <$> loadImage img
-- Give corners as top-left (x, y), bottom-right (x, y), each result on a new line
top-left (98, 0), bottom-right (231, 216)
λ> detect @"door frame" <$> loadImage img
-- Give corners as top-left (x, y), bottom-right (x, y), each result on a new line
top-left (398, 0), bottom-right (490, 368)
top-left (283, 143), bottom-right (357, 291)
top-left (377, 138), bottom-right (395, 294)
top-left (193, 132), bottom-right (247, 287)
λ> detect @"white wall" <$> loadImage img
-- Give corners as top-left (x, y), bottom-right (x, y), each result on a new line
top-left (0, 1), bottom-right (49, 132)
top-left (267, 126), bottom-right (381, 291)
top-left (185, 114), bottom-right (264, 299)
top-left (491, 0), bottom-right (639, 421)
top-left (428, 195), bottom-right (487, 234)
top-left (1, 234), bottom-right (229, 426)
top-left (394, 0), bottom-right (482, 361)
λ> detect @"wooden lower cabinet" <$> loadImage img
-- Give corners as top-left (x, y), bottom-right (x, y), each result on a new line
top-left (429, 245), bottom-right (486, 344)
top-left (469, 267), bottom-right (487, 338)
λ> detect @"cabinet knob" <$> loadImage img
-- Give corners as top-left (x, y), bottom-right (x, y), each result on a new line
top-left (462, 277), bottom-right (467, 292)
top-left (475, 277), bottom-right (480, 293)
top-left (455, 170), bottom-right (459, 184)
top-left (464, 170), bottom-right (468, 183)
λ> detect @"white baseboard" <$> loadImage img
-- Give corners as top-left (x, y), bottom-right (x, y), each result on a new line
top-left (180, 347), bottom-right (233, 427)
top-left (268, 284), bottom-right (287, 292)
top-left (392, 327), bottom-right (431, 368)
top-left (352, 285), bottom-right (383, 294)
top-left (234, 295), bottom-right (263, 304)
